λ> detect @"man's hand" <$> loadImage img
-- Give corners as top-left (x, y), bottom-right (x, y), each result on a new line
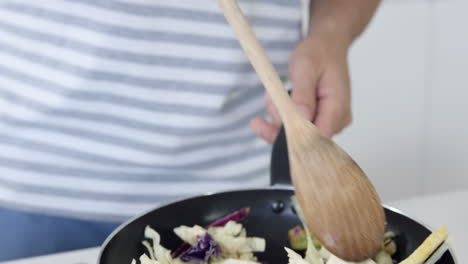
top-left (250, 33), bottom-right (352, 143)
top-left (250, 0), bottom-right (380, 144)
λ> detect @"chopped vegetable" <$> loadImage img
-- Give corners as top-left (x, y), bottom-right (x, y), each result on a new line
top-left (214, 235), bottom-right (265, 254)
top-left (133, 210), bottom-right (264, 264)
top-left (142, 241), bottom-right (155, 260)
top-left (288, 225), bottom-right (322, 251)
top-left (140, 254), bottom-right (158, 264)
top-left (287, 196), bottom-right (385, 264)
top-left (304, 232), bottom-right (321, 264)
top-left (288, 226), bottom-right (308, 250)
top-left (327, 255), bottom-right (377, 264)
top-left (383, 232), bottom-right (397, 256)
top-left (384, 232), bottom-right (396, 240)
top-left (174, 221), bottom-right (264, 255)
top-left (310, 236), bottom-right (321, 250)
top-left (288, 195), bottom-right (448, 264)
top-left (144, 226), bottom-right (175, 264)
top-left (132, 199), bottom-right (448, 264)
top-left (180, 233), bottom-right (221, 262)
top-left (174, 225), bottom-right (207, 246)
top-left (208, 207), bottom-right (250, 228)
top-left (213, 259), bottom-right (259, 264)
top-left (210, 221), bottom-right (243, 237)
top-left (172, 244), bottom-right (191, 259)
top-left (285, 248), bottom-right (311, 264)
top-left (373, 251), bottom-right (393, 264)
top-left (173, 208), bottom-right (250, 258)
top-left (399, 226), bottom-right (448, 264)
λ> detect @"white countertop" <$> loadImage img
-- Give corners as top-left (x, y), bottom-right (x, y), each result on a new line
top-left (3, 190), bottom-right (467, 264)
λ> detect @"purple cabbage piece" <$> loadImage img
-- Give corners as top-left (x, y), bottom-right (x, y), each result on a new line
top-left (180, 233), bottom-right (221, 263)
top-left (173, 207), bottom-right (250, 258)
top-left (172, 243), bottom-right (191, 259)
top-left (207, 207), bottom-right (250, 228)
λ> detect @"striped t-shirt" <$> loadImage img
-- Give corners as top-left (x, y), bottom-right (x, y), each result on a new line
top-left (0, 0), bottom-right (304, 222)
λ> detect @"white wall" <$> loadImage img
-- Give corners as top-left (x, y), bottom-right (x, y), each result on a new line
top-left (334, 0), bottom-right (468, 202)
top-left (424, 0), bottom-right (468, 194)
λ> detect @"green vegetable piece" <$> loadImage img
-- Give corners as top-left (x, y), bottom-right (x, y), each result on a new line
top-left (310, 235), bottom-right (322, 250)
top-left (288, 226), bottom-right (322, 250)
top-left (288, 226), bottom-right (308, 250)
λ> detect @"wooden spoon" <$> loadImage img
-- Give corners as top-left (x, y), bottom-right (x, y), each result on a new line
top-left (217, 0), bottom-right (385, 261)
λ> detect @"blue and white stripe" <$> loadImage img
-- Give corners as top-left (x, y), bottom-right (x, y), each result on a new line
top-left (0, 0), bottom-right (302, 222)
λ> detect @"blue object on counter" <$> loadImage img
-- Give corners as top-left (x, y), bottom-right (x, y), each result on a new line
top-left (0, 206), bottom-right (120, 262)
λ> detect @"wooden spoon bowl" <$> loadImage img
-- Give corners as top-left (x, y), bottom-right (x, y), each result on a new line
top-left (288, 119), bottom-right (385, 261)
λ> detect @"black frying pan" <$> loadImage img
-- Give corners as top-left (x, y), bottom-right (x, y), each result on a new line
top-left (99, 128), bottom-right (456, 264)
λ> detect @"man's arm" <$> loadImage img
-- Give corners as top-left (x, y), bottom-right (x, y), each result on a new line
top-left (309, 0), bottom-right (381, 47)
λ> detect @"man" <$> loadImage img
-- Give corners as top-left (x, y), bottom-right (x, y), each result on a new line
top-left (0, 0), bottom-right (380, 261)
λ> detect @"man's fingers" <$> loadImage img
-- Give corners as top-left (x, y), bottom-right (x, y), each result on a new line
top-left (249, 117), bottom-right (279, 144)
top-left (316, 64), bottom-right (352, 137)
top-left (289, 54), bottom-right (320, 121)
top-left (314, 96), bottom-right (352, 137)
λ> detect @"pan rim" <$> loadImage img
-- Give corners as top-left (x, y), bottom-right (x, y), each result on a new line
top-left (97, 187), bottom-right (457, 264)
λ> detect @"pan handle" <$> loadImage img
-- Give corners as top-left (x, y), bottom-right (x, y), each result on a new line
top-left (270, 126), bottom-right (293, 186)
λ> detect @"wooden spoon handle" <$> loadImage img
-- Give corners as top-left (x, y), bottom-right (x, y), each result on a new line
top-left (217, 0), bottom-right (302, 124)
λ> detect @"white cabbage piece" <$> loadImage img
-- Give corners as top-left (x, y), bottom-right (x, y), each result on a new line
top-left (304, 230), bottom-right (322, 264)
top-left (144, 226), bottom-right (176, 264)
top-left (245, 237), bottom-right (266, 252)
top-left (212, 234), bottom-right (265, 254)
top-left (373, 251), bottom-right (393, 264)
top-left (142, 240), bottom-right (156, 260)
top-left (209, 221), bottom-right (243, 237)
top-left (238, 252), bottom-right (257, 261)
top-left (140, 254), bottom-right (160, 264)
top-left (327, 255), bottom-right (376, 264)
top-left (285, 248), bottom-right (312, 264)
top-left (318, 246), bottom-right (332, 259)
top-left (173, 225), bottom-right (207, 246)
top-left (213, 258), bottom-right (260, 264)
top-left (239, 228), bottom-right (247, 237)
